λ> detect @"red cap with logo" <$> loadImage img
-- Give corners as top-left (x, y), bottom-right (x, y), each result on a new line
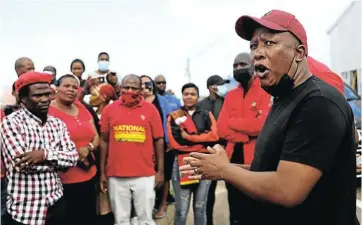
top-left (15, 71), bottom-right (53, 92)
top-left (235, 10), bottom-right (308, 55)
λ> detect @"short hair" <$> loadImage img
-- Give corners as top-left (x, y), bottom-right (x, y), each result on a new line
top-left (181, 83), bottom-right (199, 96)
top-left (70, 59), bottom-right (86, 71)
top-left (140, 75), bottom-right (157, 95)
top-left (12, 82), bottom-right (16, 92)
top-left (18, 85), bottom-right (30, 100)
top-left (98, 52), bottom-right (109, 60)
top-left (43, 66), bottom-right (57, 75)
top-left (57, 74), bottom-right (79, 87)
top-left (122, 74), bottom-right (141, 88)
top-left (14, 57), bottom-right (32, 71)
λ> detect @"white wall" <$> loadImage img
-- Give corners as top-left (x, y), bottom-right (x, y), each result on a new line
top-left (328, 1), bottom-right (361, 75)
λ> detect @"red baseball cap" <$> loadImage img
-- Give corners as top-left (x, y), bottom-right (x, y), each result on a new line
top-left (15, 71), bottom-right (53, 92)
top-left (235, 10), bottom-right (308, 55)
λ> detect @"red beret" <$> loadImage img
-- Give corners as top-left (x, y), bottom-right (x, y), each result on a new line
top-left (15, 71), bottom-right (53, 92)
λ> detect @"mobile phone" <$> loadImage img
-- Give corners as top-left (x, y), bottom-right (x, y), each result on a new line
top-left (98, 77), bottom-right (105, 83)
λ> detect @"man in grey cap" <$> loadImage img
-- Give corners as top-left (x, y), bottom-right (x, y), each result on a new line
top-left (198, 75), bottom-right (229, 120)
top-left (198, 74), bottom-right (229, 225)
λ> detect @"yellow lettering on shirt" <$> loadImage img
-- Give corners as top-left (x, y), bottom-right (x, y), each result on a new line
top-left (113, 125), bottom-right (146, 143)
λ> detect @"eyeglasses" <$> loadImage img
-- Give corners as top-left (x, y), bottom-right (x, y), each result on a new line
top-left (122, 86), bottom-right (139, 91)
top-left (156, 81), bottom-right (166, 85)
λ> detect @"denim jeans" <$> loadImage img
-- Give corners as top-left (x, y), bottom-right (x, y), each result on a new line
top-left (172, 158), bottom-right (211, 225)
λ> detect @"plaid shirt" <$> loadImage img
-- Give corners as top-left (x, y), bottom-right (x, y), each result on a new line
top-left (0, 108), bottom-right (79, 225)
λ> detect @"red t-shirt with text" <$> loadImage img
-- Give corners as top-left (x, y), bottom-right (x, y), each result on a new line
top-left (49, 101), bottom-right (97, 184)
top-left (100, 99), bottom-right (164, 177)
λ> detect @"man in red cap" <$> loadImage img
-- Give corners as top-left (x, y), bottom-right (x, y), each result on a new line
top-left (1, 71), bottom-right (79, 225)
top-left (179, 10), bottom-right (357, 225)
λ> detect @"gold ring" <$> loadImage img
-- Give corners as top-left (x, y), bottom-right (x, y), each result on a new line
top-left (194, 168), bottom-right (198, 174)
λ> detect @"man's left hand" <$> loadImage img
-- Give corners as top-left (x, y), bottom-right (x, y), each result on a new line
top-left (14, 150), bottom-right (45, 171)
top-left (154, 171), bottom-right (164, 189)
top-left (179, 144), bottom-right (230, 180)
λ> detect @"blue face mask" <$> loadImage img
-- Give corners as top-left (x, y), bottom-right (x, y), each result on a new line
top-left (98, 60), bottom-right (109, 72)
top-left (216, 84), bottom-right (228, 97)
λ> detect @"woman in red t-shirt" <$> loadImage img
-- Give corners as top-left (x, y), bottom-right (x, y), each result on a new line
top-left (49, 74), bottom-right (100, 225)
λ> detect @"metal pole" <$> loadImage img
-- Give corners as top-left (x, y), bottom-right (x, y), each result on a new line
top-left (186, 57), bottom-right (191, 82)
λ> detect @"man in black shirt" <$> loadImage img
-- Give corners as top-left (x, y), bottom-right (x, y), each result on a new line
top-left (180, 9), bottom-right (357, 225)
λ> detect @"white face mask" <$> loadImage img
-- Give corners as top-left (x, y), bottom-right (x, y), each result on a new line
top-left (216, 84), bottom-right (228, 97)
top-left (98, 60), bottom-right (109, 72)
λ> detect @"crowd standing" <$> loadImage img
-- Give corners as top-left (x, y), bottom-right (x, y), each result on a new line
top-left (0, 8), bottom-right (360, 225)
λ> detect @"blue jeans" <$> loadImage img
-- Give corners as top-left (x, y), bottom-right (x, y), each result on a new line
top-left (172, 158), bottom-right (211, 225)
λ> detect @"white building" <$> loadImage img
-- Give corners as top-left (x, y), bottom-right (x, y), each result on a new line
top-left (327, 1), bottom-right (362, 94)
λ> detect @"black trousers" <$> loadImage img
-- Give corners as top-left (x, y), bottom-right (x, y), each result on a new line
top-left (226, 143), bottom-right (244, 225)
top-left (63, 177), bottom-right (97, 225)
top-left (206, 180), bottom-right (218, 225)
top-left (154, 149), bottom-right (175, 209)
top-left (7, 198), bottom-right (66, 225)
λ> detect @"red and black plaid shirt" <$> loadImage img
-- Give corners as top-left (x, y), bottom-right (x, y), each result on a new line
top-left (0, 108), bottom-right (79, 225)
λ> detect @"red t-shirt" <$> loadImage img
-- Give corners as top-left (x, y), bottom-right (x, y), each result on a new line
top-left (49, 101), bottom-right (97, 184)
top-left (308, 56), bottom-right (344, 94)
top-left (100, 99), bottom-right (164, 177)
top-left (1, 109), bottom-right (5, 179)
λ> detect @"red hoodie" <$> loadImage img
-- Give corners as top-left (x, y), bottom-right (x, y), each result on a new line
top-left (307, 56), bottom-right (344, 94)
top-left (217, 78), bottom-right (271, 164)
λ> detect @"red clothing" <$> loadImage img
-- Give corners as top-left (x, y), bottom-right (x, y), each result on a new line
top-left (308, 56), bottom-right (344, 94)
top-left (1, 109), bottom-right (5, 179)
top-left (218, 78), bottom-right (271, 164)
top-left (100, 99), bottom-right (164, 177)
top-left (49, 101), bottom-right (97, 184)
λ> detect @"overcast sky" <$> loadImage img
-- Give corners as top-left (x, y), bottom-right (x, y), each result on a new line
top-left (0, 0), bottom-right (352, 98)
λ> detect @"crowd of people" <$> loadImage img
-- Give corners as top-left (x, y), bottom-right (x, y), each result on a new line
top-left (0, 8), bottom-right (360, 225)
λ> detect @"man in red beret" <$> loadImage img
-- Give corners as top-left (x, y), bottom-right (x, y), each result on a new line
top-left (1, 71), bottom-right (79, 225)
top-left (180, 10), bottom-right (357, 225)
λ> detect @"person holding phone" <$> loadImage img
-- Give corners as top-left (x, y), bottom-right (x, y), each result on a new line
top-left (88, 52), bottom-right (111, 83)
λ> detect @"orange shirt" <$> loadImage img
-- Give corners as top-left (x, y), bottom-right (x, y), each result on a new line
top-left (1, 109), bottom-right (5, 179)
top-left (100, 99), bottom-right (164, 177)
top-left (307, 56), bottom-right (344, 94)
top-left (49, 101), bottom-right (97, 184)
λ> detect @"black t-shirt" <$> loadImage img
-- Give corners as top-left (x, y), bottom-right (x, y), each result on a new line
top-left (249, 76), bottom-right (356, 225)
top-left (152, 95), bottom-right (164, 124)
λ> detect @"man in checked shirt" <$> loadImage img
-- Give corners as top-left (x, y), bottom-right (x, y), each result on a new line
top-left (0, 71), bottom-right (79, 225)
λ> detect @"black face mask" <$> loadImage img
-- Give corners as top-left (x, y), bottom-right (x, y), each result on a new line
top-left (233, 67), bottom-right (252, 89)
top-left (261, 56), bottom-right (299, 98)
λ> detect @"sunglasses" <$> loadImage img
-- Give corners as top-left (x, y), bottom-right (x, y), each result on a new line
top-left (156, 81), bottom-right (166, 85)
top-left (122, 86), bottom-right (139, 91)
